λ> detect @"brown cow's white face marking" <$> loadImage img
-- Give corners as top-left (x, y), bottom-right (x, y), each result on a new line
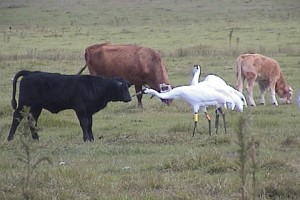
top-left (160, 83), bottom-right (172, 93)
top-left (159, 83), bottom-right (172, 105)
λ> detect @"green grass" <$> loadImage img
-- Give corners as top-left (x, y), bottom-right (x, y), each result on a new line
top-left (1, 0), bottom-right (300, 199)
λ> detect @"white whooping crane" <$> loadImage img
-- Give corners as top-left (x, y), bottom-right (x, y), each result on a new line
top-left (142, 83), bottom-right (235, 136)
top-left (191, 65), bottom-right (247, 134)
top-left (189, 65), bottom-right (217, 135)
top-left (190, 64), bottom-right (201, 85)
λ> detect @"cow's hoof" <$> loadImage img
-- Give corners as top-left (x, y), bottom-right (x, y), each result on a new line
top-left (83, 138), bottom-right (94, 142)
top-left (32, 133), bottom-right (39, 140)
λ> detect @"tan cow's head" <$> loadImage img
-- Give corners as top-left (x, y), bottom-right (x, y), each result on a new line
top-left (277, 86), bottom-right (293, 104)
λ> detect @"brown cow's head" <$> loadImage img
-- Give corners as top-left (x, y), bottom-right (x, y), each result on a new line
top-left (276, 86), bottom-right (293, 104)
top-left (159, 83), bottom-right (173, 105)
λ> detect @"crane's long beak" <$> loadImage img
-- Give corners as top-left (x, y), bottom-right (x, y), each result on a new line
top-left (132, 89), bottom-right (171, 105)
top-left (132, 90), bottom-right (155, 99)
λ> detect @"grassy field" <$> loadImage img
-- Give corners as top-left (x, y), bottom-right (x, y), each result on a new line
top-left (1, 0), bottom-right (300, 199)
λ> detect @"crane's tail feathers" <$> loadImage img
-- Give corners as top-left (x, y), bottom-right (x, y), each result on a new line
top-left (234, 90), bottom-right (248, 107)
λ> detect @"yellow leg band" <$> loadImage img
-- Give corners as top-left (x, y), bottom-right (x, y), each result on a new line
top-left (194, 113), bottom-right (199, 121)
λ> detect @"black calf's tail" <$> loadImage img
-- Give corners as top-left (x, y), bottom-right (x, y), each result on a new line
top-left (11, 70), bottom-right (31, 110)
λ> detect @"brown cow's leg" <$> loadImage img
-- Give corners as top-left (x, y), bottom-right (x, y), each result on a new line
top-left (135, 85), bottom-right (143, 108)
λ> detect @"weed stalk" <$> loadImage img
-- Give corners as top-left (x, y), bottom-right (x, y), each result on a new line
top-left (16, 107), bottom-right (52, 199)
top-left (235, 115), bottom-right (259, 200)
top-left (236, 115), bottom-right (248, 200)
top-left (249, 136), bottom-right (259, 200)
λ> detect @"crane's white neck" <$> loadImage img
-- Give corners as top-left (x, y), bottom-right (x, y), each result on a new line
top-left (190, 67), bottom-right (201, 85)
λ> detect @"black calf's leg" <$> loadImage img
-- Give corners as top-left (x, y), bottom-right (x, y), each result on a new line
top-left (8, 109), bottom-right (23, 141)
top-left (30, 107), bottom-right (42, 140)
top-left (76, 112), bottom-right (94, 142)
top-left (87, 116), bottom-right (94, 141)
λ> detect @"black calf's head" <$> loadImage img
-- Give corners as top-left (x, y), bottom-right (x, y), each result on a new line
top-left (111, 77), bottom-right (132, 102)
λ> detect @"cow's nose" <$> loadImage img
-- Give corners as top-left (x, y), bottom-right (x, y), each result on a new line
top-left (286, 99), bottom-right (292, 104)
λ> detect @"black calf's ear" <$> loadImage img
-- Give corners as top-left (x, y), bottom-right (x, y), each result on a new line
top-left (115, 80), bottom-right (131, 88)
top-left (116, 81), bottom-right (123, 87)
top-left (114, 77), bottom-right (131, 88)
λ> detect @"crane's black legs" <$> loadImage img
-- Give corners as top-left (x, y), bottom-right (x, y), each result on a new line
top-left (215, 110), bottom-right (219, 134)
top-left (215, 108), bottom-right (226, 134)
top-left (192, 112), bottom-right (198, 137)
top-left (222, 110), bottom-right (227, 134)
top-left (205, 112), bottom-right (211, 136)
top-left (192, 110), bottom-right (228, 137)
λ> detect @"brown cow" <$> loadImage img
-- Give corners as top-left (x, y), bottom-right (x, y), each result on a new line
top-left (77, 43), bottom-right (171, 108)
top-left (235, 53), bottom-right (293, 106)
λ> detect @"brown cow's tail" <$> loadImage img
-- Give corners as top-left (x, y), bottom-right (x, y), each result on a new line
top-left (77, 64), bottom-right (87, 75)
top-left (77, 48), bottom-right (90, 75)
top-left (11, 70), bottom-right (31, 110)
top-left (235, 55), bottom-right (243, 92)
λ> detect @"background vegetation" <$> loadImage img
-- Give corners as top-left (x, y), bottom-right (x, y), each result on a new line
top-left (0, 0), bottom-right (299, 199)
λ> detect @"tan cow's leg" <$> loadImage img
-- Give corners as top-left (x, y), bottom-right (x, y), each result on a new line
top-left (269, 81), bottom-right (278, 105)
top-left (236, 77), bottom-right (245, 92)
top-left (258, 81), bottom-right (268, 105)
top-left (246, 78), bottom-right (256, 106)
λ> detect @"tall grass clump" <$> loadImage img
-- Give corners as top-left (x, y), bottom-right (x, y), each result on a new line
top-left (235, 114), bottom-right (259, 200)
top-left (14, 107), bottom-right (52, 200)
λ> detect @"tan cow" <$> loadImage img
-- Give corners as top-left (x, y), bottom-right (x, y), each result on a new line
top-left (235, 53), bottom-right (292, 106)
top-left (77, 43), bottom-right (171, 108)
